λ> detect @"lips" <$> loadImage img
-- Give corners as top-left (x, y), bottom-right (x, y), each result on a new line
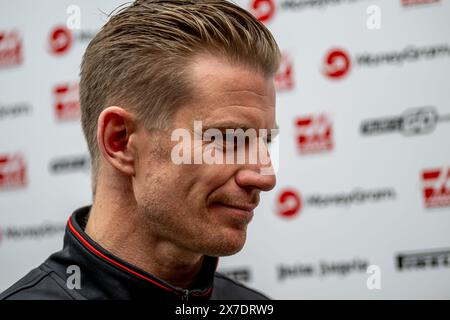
top-left (209, 201), bottom-right (257, 224)
top-left (219, 202), bottom-right (257, 212)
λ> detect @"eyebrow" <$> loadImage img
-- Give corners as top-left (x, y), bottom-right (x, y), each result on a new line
top-left (202, 122), bottom-right (279, 132)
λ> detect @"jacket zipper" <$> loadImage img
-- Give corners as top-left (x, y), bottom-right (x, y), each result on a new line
top-left (182, 289), bottom-right (190, 301)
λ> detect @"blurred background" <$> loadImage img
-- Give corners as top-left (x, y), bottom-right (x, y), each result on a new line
top-left (1, 0), bottom-right (449, 299)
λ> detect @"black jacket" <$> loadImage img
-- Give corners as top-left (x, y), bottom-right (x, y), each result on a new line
top-left (0, 206), bottom-right (269, 300)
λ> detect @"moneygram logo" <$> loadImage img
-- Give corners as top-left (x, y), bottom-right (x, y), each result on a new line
top-left (0, 153), bottom-right (27, 190)
top-left (422, 167), bottom-right (450, 208)
top-left (48, 25), bottom-right (95, 56)
top-left (276, 187), bottom-right (396, 218)
top-left (295, 113), bottom-right (333, 154)
top-left (323, 48), bottom-right (351, 79)
top-left (277, 189), bottom-right (302, 218)
top-left (323, 44), bottom-right (450, 80)
top-left (361, 106), bottom-right (450, 137)
top-left (250, 0), bottom-right (367, 23)
top-left (49, 26), bottom-right (73, 55)
top-left (53, 82), bottom-right (80, 121)
top-left (250, 0), bottom-right (276, 23)
top-left (0, 30), bottom-right (23, 69)
top-left (275, 53), bottom-right (295, 92)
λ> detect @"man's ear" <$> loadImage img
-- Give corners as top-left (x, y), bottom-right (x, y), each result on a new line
top-left (97, 106), bottom-right (137, 177)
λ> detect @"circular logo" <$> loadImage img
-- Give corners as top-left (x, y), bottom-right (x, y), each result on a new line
top-left (49, 26), bottom-right (73, 55)
top-left (251, 0), bottom-right (276, 23)
top-left (277, 189), bottom-right (302, 218)
top-left (323, 48), bottom-right (351, 79)
top-left (402, 106), bottom-right (438, 136)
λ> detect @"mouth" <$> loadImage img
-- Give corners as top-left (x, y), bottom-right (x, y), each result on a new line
top-left (209, 201), bottom-right (256, 224)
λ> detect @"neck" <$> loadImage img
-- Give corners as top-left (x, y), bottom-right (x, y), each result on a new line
top-left (84, 179), bottom-right (204, 289)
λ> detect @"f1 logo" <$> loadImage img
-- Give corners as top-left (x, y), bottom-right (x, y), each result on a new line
top-left (295, 114), bottom-right (333, 154)
top-left (422, 168), bottom-right (450, 208)
top-left (0, 30), bottom-right (23, 68)
top-left (0, 153), bottom-right (27, 190)
top-left (53, 82), bottom-right (80, 121)
top-left (275, 53), bottom-right (294, 91)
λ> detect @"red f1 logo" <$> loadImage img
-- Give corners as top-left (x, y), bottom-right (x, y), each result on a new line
top-left (0, 30), bottom-right (22, 69)
top-left (295, 114), bottom-right (333, 154)
top-left (275, 53), bottom-right (294, 92)
top-left (0, 153), bottom-right (27, 190)
top-left (53, 82), bottom-right (80, 121)
top-left (422, 168), bottom-right (450, 208)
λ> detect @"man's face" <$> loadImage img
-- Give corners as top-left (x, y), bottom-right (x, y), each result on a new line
top-left (132, 54), bottom-right (277, 257)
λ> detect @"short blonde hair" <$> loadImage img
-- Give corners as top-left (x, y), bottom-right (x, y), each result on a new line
top-left (79, 0), bottom-right (281, 195)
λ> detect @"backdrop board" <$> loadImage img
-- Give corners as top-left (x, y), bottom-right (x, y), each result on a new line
top-left (0, 0), bottom-right (449, 299)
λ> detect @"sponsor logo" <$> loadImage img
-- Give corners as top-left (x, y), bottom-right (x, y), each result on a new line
top-left (0, 30), bottom-right (23, 69)
top-left (250, 0), bottom-right (367, 23)
top-left (53, 82), bottom-right (80, 121)
top-left (0, 153), bottom-right (27, 190)
top-left (323, 44), bottom-right (450, 79)
top-left (220, 268), bottom-right (252, 283)
top-left (323, 48), bottom-right (351, 79)
top-left (0, 102), bottom-right (31, 120)
top-left (278, 258), bottom-right (369, 281)
top-left (0, 223), bottom-right (65, 246)
top-left (49, 154), bottom-right (91, 174)
top-left (361, 106), bottom-right (450, 136)
top-left (49, 26), bottom-right (73, 55)
top-left (275, 53), bottom-right (295, 92)
top-left (295, 113), bottom-right (333, 154)
top-left (277, 188), bottom-right (302, 218)
top-left (396, 247), bottom-right (450, 271)
top-left (251, 0), bottom-right (276, 23)
top-left (422, 167), bottom-right (450, 208)
top-left (49, 25), bottom-right (95, 56)
top-left (401, 0), bottom-right (440, 7)
top-left (276, 187), bottom-right (396, 218)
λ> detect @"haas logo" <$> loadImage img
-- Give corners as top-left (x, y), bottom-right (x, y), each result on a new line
top-left (323, 48), bottom-right (351, 79)
top-left (53, 82), bottom-right (80, 121)
top-left (49, 26), bottom-right (73, 55)
top-left (0, 30), bottom-right (23, 69)
top-left (251, 0), bottom-right (276, 23)
top-left (275, 53), bottom-right (294, 91)
top-left (422, 168), bottom-right (450, 208)
top-left (295, 114), bottom-right (333, 154)
top-left (0, 153), bottom-right (27, 190)
top-left (277, 189), bottom-right (302, 218)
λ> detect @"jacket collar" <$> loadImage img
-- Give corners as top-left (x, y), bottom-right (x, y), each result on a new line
top-left (49, 206), bottom-right (218, 300)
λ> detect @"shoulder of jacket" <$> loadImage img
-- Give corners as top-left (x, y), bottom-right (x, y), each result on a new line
top-left (0, 264), bottom-right (83, 300)
top-left (213, 272), bottom-right (271, 300)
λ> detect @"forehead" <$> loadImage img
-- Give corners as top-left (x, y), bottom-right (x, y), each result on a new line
top-left (174, 54), bottom-right (276, 129)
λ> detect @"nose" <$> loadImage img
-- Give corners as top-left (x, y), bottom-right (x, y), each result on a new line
top-left (235, 168), bottom-right (276, 192)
